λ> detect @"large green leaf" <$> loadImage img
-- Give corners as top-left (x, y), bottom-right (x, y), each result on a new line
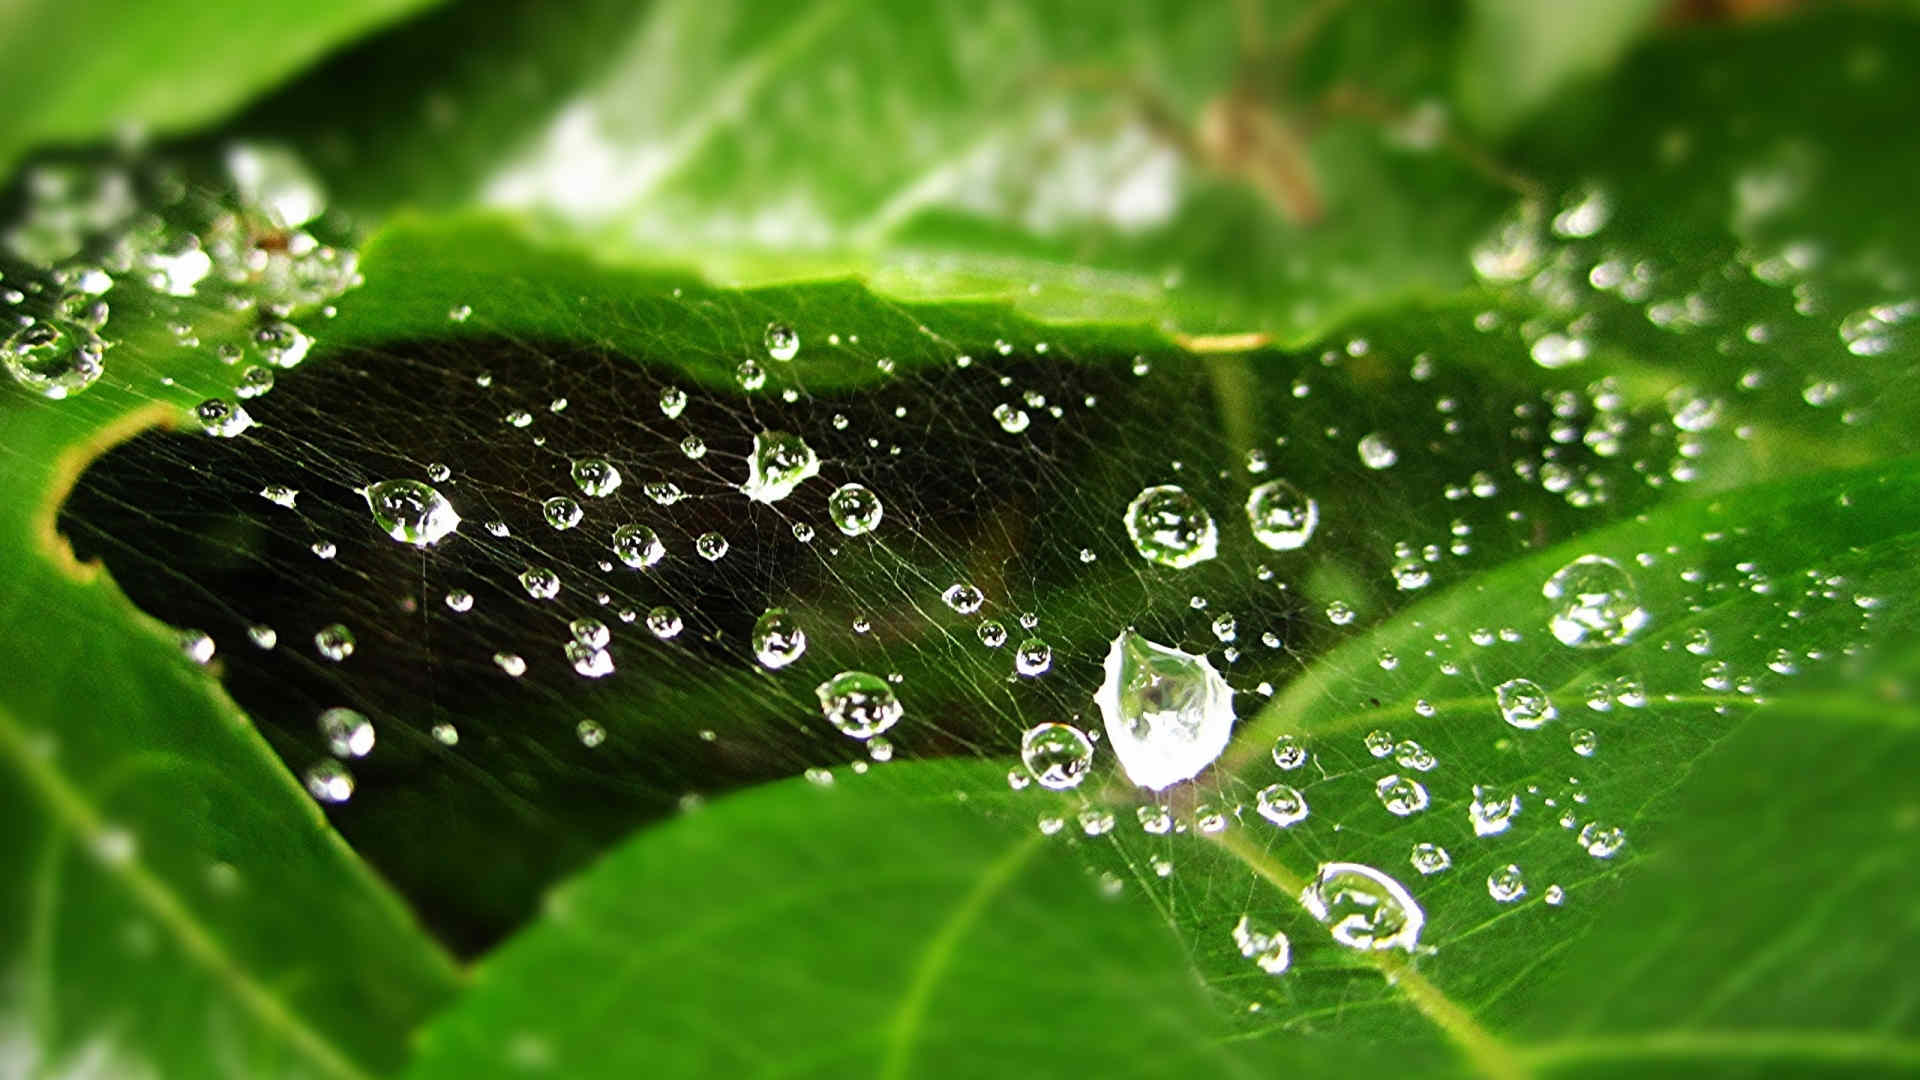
top-left (0, 0), bottom-right (446, 179)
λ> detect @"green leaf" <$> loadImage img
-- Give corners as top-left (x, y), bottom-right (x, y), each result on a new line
top-left (0, 0), bottom-right (448, 179)
top-left (1455, 0), bottom-right (1664, 135)
top-left (1511, 701), bottom-right (1920, 1074)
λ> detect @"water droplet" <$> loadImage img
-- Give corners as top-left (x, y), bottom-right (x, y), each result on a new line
top-left (540, 495), bottom-right (584, 531)
top-left (1079, 808), bottom-right (1116, 836)
top-left (1410, 842), bottom-right (1452, 875)
top-left (576, 720), bottom-right (606, 747)
top-left (1357, 433), bottom-right (1398, 470)
top-left (1244, 480), bottom-right (1318, 551)
top-left (740, 431), bottom-right (820, 503)
top-left (735, 359), bottom-right (766, 390)
top-left (815, 671), bottom-right (901, 739)
top-left (1495, 677), bottom-right (1557, 730)
top-left (1393, 740), bottom-right (1437, 772)
top-left (1095, 630), bottom-right (1235, 791)
top-left (752, 608), bottom-right (807, 669)
top-left (1578, 821), bottom-right (1626, 858)
top-left (1271, 734), bottom-right (1308, 770)
top-left (4, 321), bottom-right (104, 398)
top-left (1376, 775), bottom-right (1430, 816)
top-left (1543, 555), bottom-right (1648, 648)
top-left (431, 723), bottom-right (459, 745)
top-left (318, 708), bottom-right (374, 757)
top-left (259, 484), bottom-right (297, 509)
top-left (1124, 485), bottom-right (1218, 568)
top-left (305, 760), bottom-right (354, 803)
top-left (695, 532), bottom-right (729, 561)
top-left (1231, 915), bottom-right (1292, 974)
top-left (1393, 557), bottom-right (1432, 591)
top-left (646, 605), bottom-right (683, 639)
top-left (444, 589), bottom-right (473, 613)
top-left (363, 479), bottom-right (460, 546)
top-left (1469, 784), bottom-right (1521, 836)
top-left (680, 435), bottom-right (707, 460)
top-left (247, 624), bottom-right (277, 649)
top-left (1300, 862), bottom-right (1425, 952)
top-left (1020, 722), bottom-right (1093, 789)
top-left (610, 524), bottom-right (665, 569)
top-left (1487, 864), bottom-right (1527, 903)
top-left (566, 640), bottom-right (613, 678)
top-left (569, 618), bottom-right (610, 649)
top-left (1137, 805), bottom-right (1173, 834)
top-left (571, 458), bottom-right (622, 498)
top-left (195, 398), bottom-right (254, 437)
top-left (942, 583), bottom-right (984, 614)
top-left (977, 619), bottom-right (1007, 647)
top-left (1569, 728), bottom-right (1597, 756)
top-left (1544, 884), bottom-right (1565, 906)
top-left (764, 322), bottom-right (799, 361)
top-left (992, 403), bottom-right (1031, 434)
top-left (659, 386), bottom-right (687, 418)
top-left (519, 566), bottom-right (560, 599)
top-left (644, 481), bottom-right (684, 506)
top-left (1256, 783), bottom-right (1309, 827)
top-left (178, 629), bottom-right (214, 664)
top-left (827, 483), bottom-right (883, 536)
top-left (493, 652), bottom-right (527, 676)
top-left (314, 624), bottom-right (355, 661)
top-left (1014, 638), bottom-right (1052, 676)
top-left (1327, 601), bottom-right (1356, 625)
top-left (236, 365), bottom-right (274, 399)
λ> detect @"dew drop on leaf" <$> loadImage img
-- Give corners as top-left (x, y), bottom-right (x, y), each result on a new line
top-left (1256, 783), bottom-right (1309, 827)
top-left (1014, 638), bottom-right (1052, 676)
top-left (1470, 784), bottom-right (1522, 836)
top-left (3, 320), bottom-right (104, 399)
top-left (195, 397), bottom-right (254, 437)
top-left (1231, 915), bottom-right (1292, 975)
top-left (1542, 554), bottom-right (1649, 648)
top-left (1487, 864), bottom-right (1528, 903)
top-left (1019, 722), bottom-right (1093, 789)
top-left (646, 605), bottom-right (682, 640)
top-left (519, 566), bottom-right (560, 599)
top-left (764, 321), bottom-right (799, 361)
top-left (1410, 842), bottom-right (1452, 876)
top-left (1299, 862), bottom-right (1425, 952)
top-left (1095, 630), bottom-right (1235, 791)
top-left (695, 532), bottom-right (729, 561)
top-left (1375, 775), bottom-right (1430, 816)
top-left (1495, 677), bottom-right (1558, 730)
top-left (1124, 485), bottom-right (1218, 568)
top-left (942, 583), bottom-right (984, 614)
top-left (1271, 734), bottom-right (1308, 770)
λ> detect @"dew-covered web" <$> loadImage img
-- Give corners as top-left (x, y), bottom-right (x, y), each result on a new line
top-left (25, 136), bottom-right (1895, 998)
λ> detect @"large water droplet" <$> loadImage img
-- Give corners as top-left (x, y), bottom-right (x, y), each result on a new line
top-left (1409, 842), bottom-right (1452, 875)
top-left (1375, 774), bottom-right (1430, 815)
top-left (305, 760), bottom-right (354, 803)
top-left (572, 457), bottom-right (622, 498)
top-left (942, 583), bottom-right (984, 614)
top-left (1245, 479), bottom-right (1318, 551)
top-left (363, 479), bottom-right (460, 546)
top-left (1487, 864), bottom-right (1527, 903)
top-left (543, 496), bottom-right (584, 530)
top-left (1299, 862), bottom-right (1425, 952)
top-left (1014, 638), bottom-right (1052, 676)
top-left (1020, 722), bottom-right (1093, 789)
top-left (827, 483), bottom-right (883, 536)
top-left (4, 321), bottom-right (104, 399)
top-left (1124, 485), bottom-right (1218, 568)
top-left (741, 431), bottom-right (820, 503)
top-left (520, 566), bottom-right (560, 599)
top-left (195, 397), bottom-right (254, 437)
top-left (1255, 783), bottom-right (1309, 827)
top-left (815, 671), bottom-right (901, 739)
top-left (1094, 630), bottom-right (1235, 791)
top-left (764, 321), bottom-right (799, 361)
top-left (752, 608), bottom-right (807, 669)
top-left (612, 524), bottom-right (665, 569)
top-left (318, 708), bottom-right (374, 757)
top-left (1469, 784), bottom-right (1521, 836)
top-left (1542, 555), bottom-right (1648, 648)
top-left (1494, 677), bottom-right (1557, 730)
